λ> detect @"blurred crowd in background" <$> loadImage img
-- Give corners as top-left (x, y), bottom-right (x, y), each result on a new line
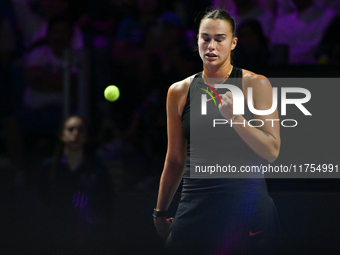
top-left (0, 0), bottom-right (339, 253)
top-left (0, 0), bottom-right (339, 194)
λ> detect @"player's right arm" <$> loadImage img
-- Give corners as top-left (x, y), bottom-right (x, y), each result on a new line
top-left (153, 77), bottom-right (191, 240)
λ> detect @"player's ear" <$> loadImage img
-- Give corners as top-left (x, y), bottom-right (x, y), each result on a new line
top-left (231, 37), bottom-right (238, 50)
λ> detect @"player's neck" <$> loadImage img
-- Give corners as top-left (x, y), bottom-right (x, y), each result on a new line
top-left (203, 63), bottom-right (233, 79)
top-left (202, 64), bottom-right (233, 88)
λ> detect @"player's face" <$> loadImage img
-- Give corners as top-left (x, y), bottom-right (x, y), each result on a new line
top-left (62, 116), bottom-right (86, 150)
top-left (198, 19), bottom-right (237, 68)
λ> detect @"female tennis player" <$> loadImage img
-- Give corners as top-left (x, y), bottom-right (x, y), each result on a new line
top-left (154, 9), bottom-right (280, 254)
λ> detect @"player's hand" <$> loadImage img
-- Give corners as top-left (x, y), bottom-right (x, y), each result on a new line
top-left (218, 91), bottom-right (234, 120)
top-left (154, 217), bottom-right (172, 241)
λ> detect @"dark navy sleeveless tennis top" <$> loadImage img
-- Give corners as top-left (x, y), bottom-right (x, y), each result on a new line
top-left (181, 67), bottom-right (265, 189)
top-left (170, 68), bottom-right (279, 249)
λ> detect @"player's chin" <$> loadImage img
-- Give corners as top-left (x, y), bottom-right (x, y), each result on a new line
top-left (205, 60), bottom-right (221, 67)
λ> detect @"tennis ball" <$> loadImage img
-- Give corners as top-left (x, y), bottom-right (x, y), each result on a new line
top-left (104, 85), bottom-right (120, 102)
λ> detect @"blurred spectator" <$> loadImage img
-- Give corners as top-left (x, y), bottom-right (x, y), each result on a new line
top-left (11, 0), bottom-right (84, 50)
top-left (111, 0), bottom-right (161, 128)
top-left (233, 19), bottom-right (270, 68)
top-left (39, 115), bottom-right (114, 253)
top-left (77, 0), bottom-right (132, 45)
top-left (213, 0), bottom-right (274, 38)
top-left (144, 11), bottom-right (195, 87)
top-left (270, 0), bottom-right (337, 64)
top-left (112, 0), bottom-right (160, 82)
top-left (5, 16), bottom-right (78, 184)
top-left (317, 16), bottom-right (340, 65)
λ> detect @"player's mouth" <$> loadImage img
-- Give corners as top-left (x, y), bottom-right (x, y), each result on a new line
top-left (205, 53), bottom-right (218, 59)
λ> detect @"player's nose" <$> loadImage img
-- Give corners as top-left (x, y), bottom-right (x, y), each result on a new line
top-left (208, 40), bottom-right (216, 50)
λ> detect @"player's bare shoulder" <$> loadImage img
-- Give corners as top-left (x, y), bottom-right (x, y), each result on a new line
top-left (168, 75), bottom-right (193, 96)
top-left (168, 75), bottom-right (195, 116)
top-left (242, 69), bottom-right (272, 91)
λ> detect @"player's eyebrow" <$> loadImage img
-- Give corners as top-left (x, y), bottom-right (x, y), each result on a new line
top-left (201, 33), bottom-right (227, 37)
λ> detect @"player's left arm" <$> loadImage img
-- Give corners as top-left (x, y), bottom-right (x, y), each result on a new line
top-left (233, 74), bottom-right (281, 162)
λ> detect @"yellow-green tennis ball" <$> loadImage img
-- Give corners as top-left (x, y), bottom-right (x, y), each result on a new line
top-left (104, 85), bottom-right (120, 102)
